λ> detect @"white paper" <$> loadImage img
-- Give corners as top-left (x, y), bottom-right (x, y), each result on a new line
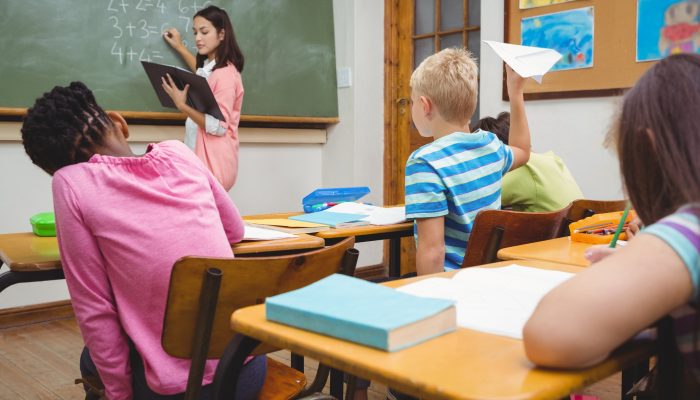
top-left (483, 40), bottom-right (562, 84)
top-left (397, 265), bottom-right (573, 339)
top-left (327, 203), bottom-right (407, 226)
top-left (243, 225), bottom-right (296, 241)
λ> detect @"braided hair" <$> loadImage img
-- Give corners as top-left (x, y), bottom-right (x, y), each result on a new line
top-left (22, 82), bottom-right (113, 175)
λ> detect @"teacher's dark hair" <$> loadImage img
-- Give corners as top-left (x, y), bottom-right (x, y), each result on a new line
top-left (21, 82), bottom-right (112, 175)
top-left (608, 53), bottom-right (700, 225)
top-left (195, 5), bottom-right (244, 72)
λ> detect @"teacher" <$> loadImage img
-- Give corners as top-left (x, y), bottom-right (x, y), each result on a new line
top-left (162, 5), bottom-right (244, 191)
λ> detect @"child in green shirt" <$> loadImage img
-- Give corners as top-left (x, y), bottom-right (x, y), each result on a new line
top-left (475, 112), bottom-right (583, 212)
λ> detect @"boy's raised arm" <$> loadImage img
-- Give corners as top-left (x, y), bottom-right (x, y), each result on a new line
top-left (505, 65), bottom-right (531, 170)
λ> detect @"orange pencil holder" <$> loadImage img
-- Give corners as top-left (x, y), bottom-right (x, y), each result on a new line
top-left (569, 210), bottom-right (637, 244)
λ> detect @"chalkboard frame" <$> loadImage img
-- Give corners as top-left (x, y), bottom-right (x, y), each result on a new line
top-left (0, 107), bottom-right (339, 126)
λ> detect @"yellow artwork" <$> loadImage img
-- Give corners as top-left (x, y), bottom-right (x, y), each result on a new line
top-left (519, 0), bottom-right (580, 10)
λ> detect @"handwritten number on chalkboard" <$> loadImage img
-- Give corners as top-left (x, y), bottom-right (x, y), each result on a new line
top-left (139, 48), bottom-right (151, 62)
top-left (111, 42), bottom-right (124, 65)
top-left (156, 0), bottom-right (165, 13)
top-left (107, 0), bottom-right (118, 13)
top-left (178, 0), bottom-right (189, 14)
top-left (178, 15), bottom-right (191, 33)
top-left (110, 16), bottom-right (123, 39)
top-left (136, 0), bottom-right (146, 11)
top-left (139, 20), bottom-right (150, 39)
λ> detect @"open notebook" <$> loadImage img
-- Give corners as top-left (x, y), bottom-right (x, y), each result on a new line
top-left (397, 265), bottom-right (573, 339)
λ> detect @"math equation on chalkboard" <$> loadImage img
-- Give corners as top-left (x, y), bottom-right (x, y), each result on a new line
top-left (105, 0), bottom-right (213, 65)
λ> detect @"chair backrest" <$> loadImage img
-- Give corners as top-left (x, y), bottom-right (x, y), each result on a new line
top-left (461, 207), bottom-right (570, 268)
top-left (561, 199), bottom-right (628, 237)
top-left (566, 198), bottom-right (628, 222)
top-left (162, 237), bottom-right (358, 399)
top-left (162, 237), bottom-right (357, 360)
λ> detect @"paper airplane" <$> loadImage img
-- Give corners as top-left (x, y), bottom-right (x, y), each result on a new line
top-left (483, 40), bottom-right (562, 84)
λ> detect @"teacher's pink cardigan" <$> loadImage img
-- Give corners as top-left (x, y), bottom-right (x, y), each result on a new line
top-left (195, 63), bottom-right (243, 191)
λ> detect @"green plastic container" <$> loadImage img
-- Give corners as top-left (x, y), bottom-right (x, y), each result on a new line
top-left (30, 212), bottom-right (56, 237)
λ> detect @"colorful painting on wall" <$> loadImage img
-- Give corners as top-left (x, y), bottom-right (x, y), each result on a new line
top-left (521, 7), bottom-right (594, 71)
top-left (519, 0), bottom-right (580, 10)
top-left (637, 0), bottom-right (700, 62)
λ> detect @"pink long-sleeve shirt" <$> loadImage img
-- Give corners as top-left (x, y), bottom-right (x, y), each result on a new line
top-left (52, 140), bottom-right (244, 399)
top-left (193, 63), bottom-right (243, 191)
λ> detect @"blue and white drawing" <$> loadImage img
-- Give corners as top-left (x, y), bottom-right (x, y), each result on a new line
top-left (521, 7), bottom-right (594, 71)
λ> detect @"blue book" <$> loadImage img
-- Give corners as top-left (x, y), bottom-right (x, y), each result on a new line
top-left (289, 211), bottom-right (369, 228)
top-left (266, 274), bottom-right (456, 351)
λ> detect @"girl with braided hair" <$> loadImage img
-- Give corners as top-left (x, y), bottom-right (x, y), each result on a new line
top-left (163, 5), bottom-right (244, 191)
top-left (21, 81), bottom-right (266, 400)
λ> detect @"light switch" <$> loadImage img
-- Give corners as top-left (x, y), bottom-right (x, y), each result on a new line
top-left (337, 67), bottom-right (352, 88)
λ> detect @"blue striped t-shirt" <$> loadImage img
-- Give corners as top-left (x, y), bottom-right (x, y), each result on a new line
top-left (404, 130), bottom-right (514, 270)
top-left (643, 204), bottom-right (700, 384)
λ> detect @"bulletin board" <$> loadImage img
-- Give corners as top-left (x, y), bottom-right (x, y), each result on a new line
top-left (504, 0), bottom-right (655, 100)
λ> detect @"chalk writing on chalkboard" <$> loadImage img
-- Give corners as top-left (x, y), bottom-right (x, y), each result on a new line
top-left (105, 0), bottom-right (215, 66)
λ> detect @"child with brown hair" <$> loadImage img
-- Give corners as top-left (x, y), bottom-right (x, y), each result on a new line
top-left (475, 111), bottom-right (583, 212)
top-left (524, 54), bottom-right (700, 397)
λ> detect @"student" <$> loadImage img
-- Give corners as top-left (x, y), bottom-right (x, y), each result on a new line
top-left (21, 82), bottom-right (265, 400)
top-left (404, 48), bottom-right (531, 275)
top-left (475, 112), bottom-right (583, 212)
top-left (524, 54), bottom-right (700, 396)
top-left (163, 5), bottom-right (244, 191)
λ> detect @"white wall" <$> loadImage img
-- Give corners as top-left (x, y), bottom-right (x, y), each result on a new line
top-left (479, 0), bottom-right (624, 200)
top-left (325, 0), bottom-right (385, 267)
top-left (0, 0), bottom-right (384, 309)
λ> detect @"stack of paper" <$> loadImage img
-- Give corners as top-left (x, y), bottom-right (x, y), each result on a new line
top-left (289, 211), bottom-right (369, 228)
top-left (243, 225), bottom-right (296, 241)
top-left (397, 265), bottom-right (573, 339)
top-left (326, 203), bottom-right (407, 226)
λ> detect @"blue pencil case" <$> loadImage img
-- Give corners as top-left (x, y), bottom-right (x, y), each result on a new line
top-left (302, 187), bottom-right (370, 213)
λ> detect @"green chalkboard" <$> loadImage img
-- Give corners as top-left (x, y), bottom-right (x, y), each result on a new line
top-left (0, 0), bottom-right (338, 120)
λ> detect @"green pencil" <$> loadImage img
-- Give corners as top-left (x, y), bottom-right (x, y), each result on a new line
top-left (609, 205), bottom-right (631, 248)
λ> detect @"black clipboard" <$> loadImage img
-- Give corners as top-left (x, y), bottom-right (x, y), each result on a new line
top-left (141, 61), bottom-right (224, 120)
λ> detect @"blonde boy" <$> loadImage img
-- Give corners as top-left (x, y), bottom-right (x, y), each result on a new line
top-left (405, 48), bottom-right (531, 275)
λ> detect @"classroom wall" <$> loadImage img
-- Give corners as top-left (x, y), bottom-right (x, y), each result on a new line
top-left (479, 0), bottom-right (624, 200)
top-left (1, 0), bottom-right (625, 309)
top-left (0, 0), bottom-right (384, 309)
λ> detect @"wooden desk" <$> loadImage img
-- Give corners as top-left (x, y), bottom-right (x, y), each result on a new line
top-left (230, 260), bottom-right (654, 400)
top-left (0, 232), bottom-right (324, 294)
top-left (245, 211), bottom-right (414, 277)
top-left (497, 237), bottom-right (593, 267)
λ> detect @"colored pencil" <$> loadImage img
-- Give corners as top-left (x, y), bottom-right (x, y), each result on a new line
top-left (609, 205), bottom-right (631, 248)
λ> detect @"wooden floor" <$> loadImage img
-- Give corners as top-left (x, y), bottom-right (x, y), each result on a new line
top-left (0, 317), bottom-right (620, 400)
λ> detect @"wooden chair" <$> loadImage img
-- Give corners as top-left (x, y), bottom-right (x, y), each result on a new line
top-left (561, 199), bottom-right (628, 237)
top-left (161, 237), bottom-right (358, 400)
top-left (461, 207), bottom-right (570, 268)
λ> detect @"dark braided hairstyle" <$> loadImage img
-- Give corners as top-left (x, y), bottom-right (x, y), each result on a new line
top-left (21, 82), bottom-right (113, 175)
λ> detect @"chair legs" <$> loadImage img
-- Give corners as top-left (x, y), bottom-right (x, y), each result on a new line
top-left (186, 267), bottom-right (223, 400)
top-left (211, 334), bottom-right (261, 399)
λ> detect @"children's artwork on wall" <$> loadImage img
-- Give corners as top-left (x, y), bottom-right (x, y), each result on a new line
top-left (519, 0), bottom-right (580, 10)
top-left (521, 7), bottom-right (594, 71)
top-left (637, 0), bottom-right (700, 62)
